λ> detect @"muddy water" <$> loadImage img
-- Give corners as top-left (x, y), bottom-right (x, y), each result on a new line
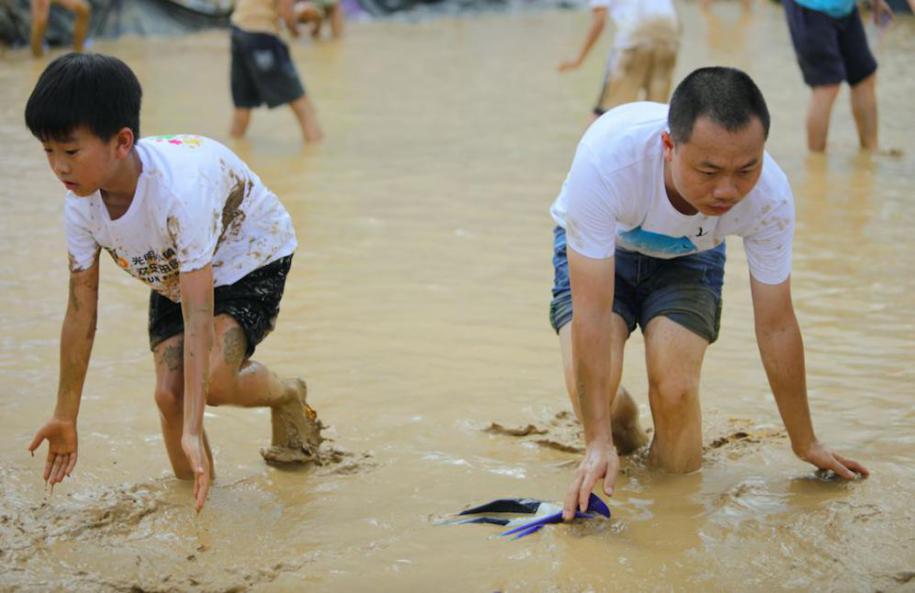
top-left (1, 2), bottom-right (914, 592)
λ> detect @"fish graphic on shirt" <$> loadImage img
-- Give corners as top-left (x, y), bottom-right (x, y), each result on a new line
top-left (617, 225), bottom-right (697, 256)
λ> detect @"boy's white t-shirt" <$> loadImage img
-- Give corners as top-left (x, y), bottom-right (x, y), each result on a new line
top-left (65, 135), bottom-right (298, 302)
top-left (550, 102), bottom-right (794, 285)
top-left (588, 0), bottom-right (679, 49)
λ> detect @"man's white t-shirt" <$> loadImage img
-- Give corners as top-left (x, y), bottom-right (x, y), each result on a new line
top-left (588, 0), bottom-right (679, 50)
top-left (550, 102), bottom-right (794, 285)
top-left (65, 135), bottom-right (298, 302)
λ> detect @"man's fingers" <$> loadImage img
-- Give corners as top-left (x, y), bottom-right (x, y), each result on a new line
top-left (579, 471), bottom-right (599, 513)
top-left (563, 473), bottom-right (585, 521)
top-left (195, 472), bottom-right (210, 513)
top-left (603, 467), bottom-right (616, 497)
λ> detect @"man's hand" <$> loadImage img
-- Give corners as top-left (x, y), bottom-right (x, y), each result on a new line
top-left (563, 440), bottom-right (618, 520)
top-left (558, 58), bottom-right (582, 73)
top-left (28, 417), bottom-right (78, 487)
top-left (797, 440), bottom-right (870, 480)
top-left (181, 432), bottom-right (211, 512)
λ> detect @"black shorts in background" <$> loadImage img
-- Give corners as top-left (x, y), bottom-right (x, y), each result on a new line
top-left (783, 0), bottom-right (877, 87)
top-left (148, 255), bottom-right (294, 358)
top-left (230, 26), bottom-right (306, 109)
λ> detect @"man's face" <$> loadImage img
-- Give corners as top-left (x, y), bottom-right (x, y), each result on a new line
top-left (663, 116), bottom-right (766, 216)
top-left (41, 126), bottom-right (120, 197)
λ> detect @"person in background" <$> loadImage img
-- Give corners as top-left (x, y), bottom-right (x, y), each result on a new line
top-left (294, 0), bottom-right (345, 39)
top-left (558, 0), bottom-right (680, 123)
top-left (229, 0), bottom-right (324, 142)
top-left (30, 0), bottom-right (91, 57)
top-left (783, 0), bottom-right (894, 152)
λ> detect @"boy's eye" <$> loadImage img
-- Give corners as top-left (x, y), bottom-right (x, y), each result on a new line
top-left (65, 149), bottom-right (79, 156)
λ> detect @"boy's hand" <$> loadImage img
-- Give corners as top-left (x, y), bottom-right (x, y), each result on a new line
top-left (797, 440), bottom-right (870, 480)
top-left (558, 58), bottom-right (583, 73)
top-left (181, 432), bottom-right (211, 512)
top-left (28, 417), bottom-right (78, 486)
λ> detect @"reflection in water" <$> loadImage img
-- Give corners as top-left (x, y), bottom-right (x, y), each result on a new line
top-left (1, 3), bottom-right (914, 592)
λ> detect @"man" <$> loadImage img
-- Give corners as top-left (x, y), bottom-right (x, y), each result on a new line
top-left (783, 0), bottom-right (894, 152)
top-left (547, 67), bottom-right (869, 520)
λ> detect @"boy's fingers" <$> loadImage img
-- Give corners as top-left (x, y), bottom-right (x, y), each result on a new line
top-left (28, 431), bottom-right (45, 453)
top-left (55, 455), bottom-right (71, 484)
top-left (50, 455), bottom-right (66, 484)
top-left (65, 453), bottom-right (78, 477)
top-left (43, 453), bottom-right (56, 481)
top-left (835, 454), bottom-right (869, 478)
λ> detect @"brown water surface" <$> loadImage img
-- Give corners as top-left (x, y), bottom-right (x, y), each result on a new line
top-left (1, 2), bottom-right (914, 591)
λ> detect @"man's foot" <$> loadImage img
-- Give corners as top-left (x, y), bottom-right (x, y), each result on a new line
top-left (611, 386), bottom-right (649, 455)
top-left (260, 379), bottom-right (324, 466)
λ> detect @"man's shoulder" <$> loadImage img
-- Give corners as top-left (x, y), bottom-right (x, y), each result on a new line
top-left (582, 102), bottom-right (667, 176)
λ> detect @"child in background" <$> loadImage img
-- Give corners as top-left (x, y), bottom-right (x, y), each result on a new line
top-left (25, 53), bottom-right (322, 512)
top-left (30, 0), bottom-right (91, 57)
top-left (559, 0), bottom-right (680, 121)
top-left (229, 0), bottom-right (324, 142)
top-left (294, 0), bottom-right (345, 39)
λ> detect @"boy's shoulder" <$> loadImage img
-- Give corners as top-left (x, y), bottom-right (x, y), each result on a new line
top-left (139, 135), bottom-right (244, 178)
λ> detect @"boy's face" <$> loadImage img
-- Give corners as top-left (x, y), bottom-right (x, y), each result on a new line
top-left (41, 126), bottom-right (127, 197)
top-left (662, 116), bottom-right (766, 217)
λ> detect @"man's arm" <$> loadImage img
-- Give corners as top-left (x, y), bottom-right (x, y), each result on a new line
top-left (278, 0), bottom-right (301, 37)
top-left (562, 247), bottom-right (619, 519)
top-left (179, 264), bottom-right (215, 511)
top-left (750, 275), bottom-right (869, 479)
top-left (28, 254), bottom-right (100, 485)
top-left (559, 7), bottom-right (607, 72)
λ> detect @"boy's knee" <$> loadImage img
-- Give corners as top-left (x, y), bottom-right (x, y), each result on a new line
top-left (205, 376), bottom-right (233, 407)
top-left (154, 385), bottom-right (183, 417)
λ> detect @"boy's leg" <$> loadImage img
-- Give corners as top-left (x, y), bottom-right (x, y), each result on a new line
top-left (645, 41), bottom-right (678, 103)
top-left (806, 84), bottom-right (840, 152)
top-left (54, 0), bottom-right (90, 52)
top-left (327, 2), bottom-right (344, 38)
top-left (643, 316), bottom-right (708, 473)
top-left (290, 95), bottom-right (324, 143)
top-left (30, 0), bottom-right (50, 57)
top-left (849, 74), bottom-right (877, 150)
top-left (230, 108), bottom-right (252, 138)
top-left (294, 1), bottom-right (324, 37)
top-left (153, 334), bottom-right (215, 480)
top-left (206, 314), bottom-right (322, 460)
top-left (558, 320), bottom-right (647, 454)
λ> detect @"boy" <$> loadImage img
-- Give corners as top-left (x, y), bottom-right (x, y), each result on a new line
top-left (230, 0), bottom-right (324, 143)
top-left (548, 68), bottom-right (869, 519)
top-left (30, 0), bottom-right (91, 57)
top-left (558, 0), bottom-right (680, 122)
top-left (25, 53), bottom-right (322, 512)
top-left (294, 0), bottom-right (345, 39)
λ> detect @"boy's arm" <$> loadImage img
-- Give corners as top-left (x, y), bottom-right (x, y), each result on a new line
top-left (28, 254), bottom-right (100, 486)
top-left (750, 275), bottom-right (870, 479)
top-left (278, 0), bottom-right (301, 37)
top-left (178, 264), bottom-right (215, 512)
top-left (559, 6), bottom-right (607, 72)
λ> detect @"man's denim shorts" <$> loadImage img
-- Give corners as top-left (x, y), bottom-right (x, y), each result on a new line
top-left (549, 226), bottom-right (726, 343)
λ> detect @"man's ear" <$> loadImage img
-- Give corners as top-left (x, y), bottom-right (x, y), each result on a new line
top-left (113, 127), bottom-right (135, 159)
top-left (661, 131), bottom-right (675, 162)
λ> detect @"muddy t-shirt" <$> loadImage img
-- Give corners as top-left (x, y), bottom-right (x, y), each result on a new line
top-left (550, 102), bottom-right (795, 285)
top-left (588, 0), bottom-right (679, 49)
top-left (64, 134), bottom-right (298, 302)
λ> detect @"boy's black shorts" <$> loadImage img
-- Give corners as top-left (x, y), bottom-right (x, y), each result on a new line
top-left (230, 26), bottom-right (306, 109)
top-left (784, 0), bottom-right (877, 87)
top-left (148, 255), bottom-right (293, 358)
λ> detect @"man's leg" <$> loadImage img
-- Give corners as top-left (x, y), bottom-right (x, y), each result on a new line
top-left (849, 73), bottom-right (878, 151)
top-left (558, 318), bottom-right (647, 454)
top-left (806, 84), bottom-right (841, 153)
top-left (30, 0), bottom-right (50, 57)
top-left (152, 334), bottom-right (215, 479)
top-left (643, 316), bottom-right (709, 473)
top-left (230, 108), bottom-right (252, 138)
top-left (289, 96), bottom-right (324, 143)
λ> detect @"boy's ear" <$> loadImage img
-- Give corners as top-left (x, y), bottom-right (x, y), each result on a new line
top-left (112, 127), bottom-right (135, 159)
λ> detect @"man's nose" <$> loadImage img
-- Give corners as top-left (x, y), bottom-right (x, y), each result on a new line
top-left (713, 177), bottom-right (739, 200)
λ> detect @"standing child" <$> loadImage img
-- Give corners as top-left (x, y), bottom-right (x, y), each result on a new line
top-left (229, 0), bottom-right (324, 142)
top-left (30, 0), bottom-right (91, 57)
top-left (558, 0), bottom-right (680, 122)
top-left (25, 53), bottom-right (322, 512)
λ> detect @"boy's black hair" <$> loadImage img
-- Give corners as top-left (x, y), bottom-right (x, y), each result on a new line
top-left (668, 67), bottom-right (770, 144)
top-left (25, 53), bottom-right (142, 143)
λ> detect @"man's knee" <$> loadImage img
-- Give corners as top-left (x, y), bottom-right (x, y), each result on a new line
top-left (648, 375), bottom-right (699, 412)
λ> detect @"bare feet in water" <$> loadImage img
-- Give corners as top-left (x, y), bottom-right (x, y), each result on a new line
top-left (260, 378), bottom-right (324, 465)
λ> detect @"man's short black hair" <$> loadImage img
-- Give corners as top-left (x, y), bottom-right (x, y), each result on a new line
top-left (668, 67), bottom-right (769, 144)
top-left (25, 53), bottom-right (142, 143)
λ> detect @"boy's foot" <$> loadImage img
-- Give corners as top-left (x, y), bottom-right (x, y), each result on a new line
top-left (611, 387), bottom-right (649, 455)
top-left (261, 379), bottom-right (324, 465)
